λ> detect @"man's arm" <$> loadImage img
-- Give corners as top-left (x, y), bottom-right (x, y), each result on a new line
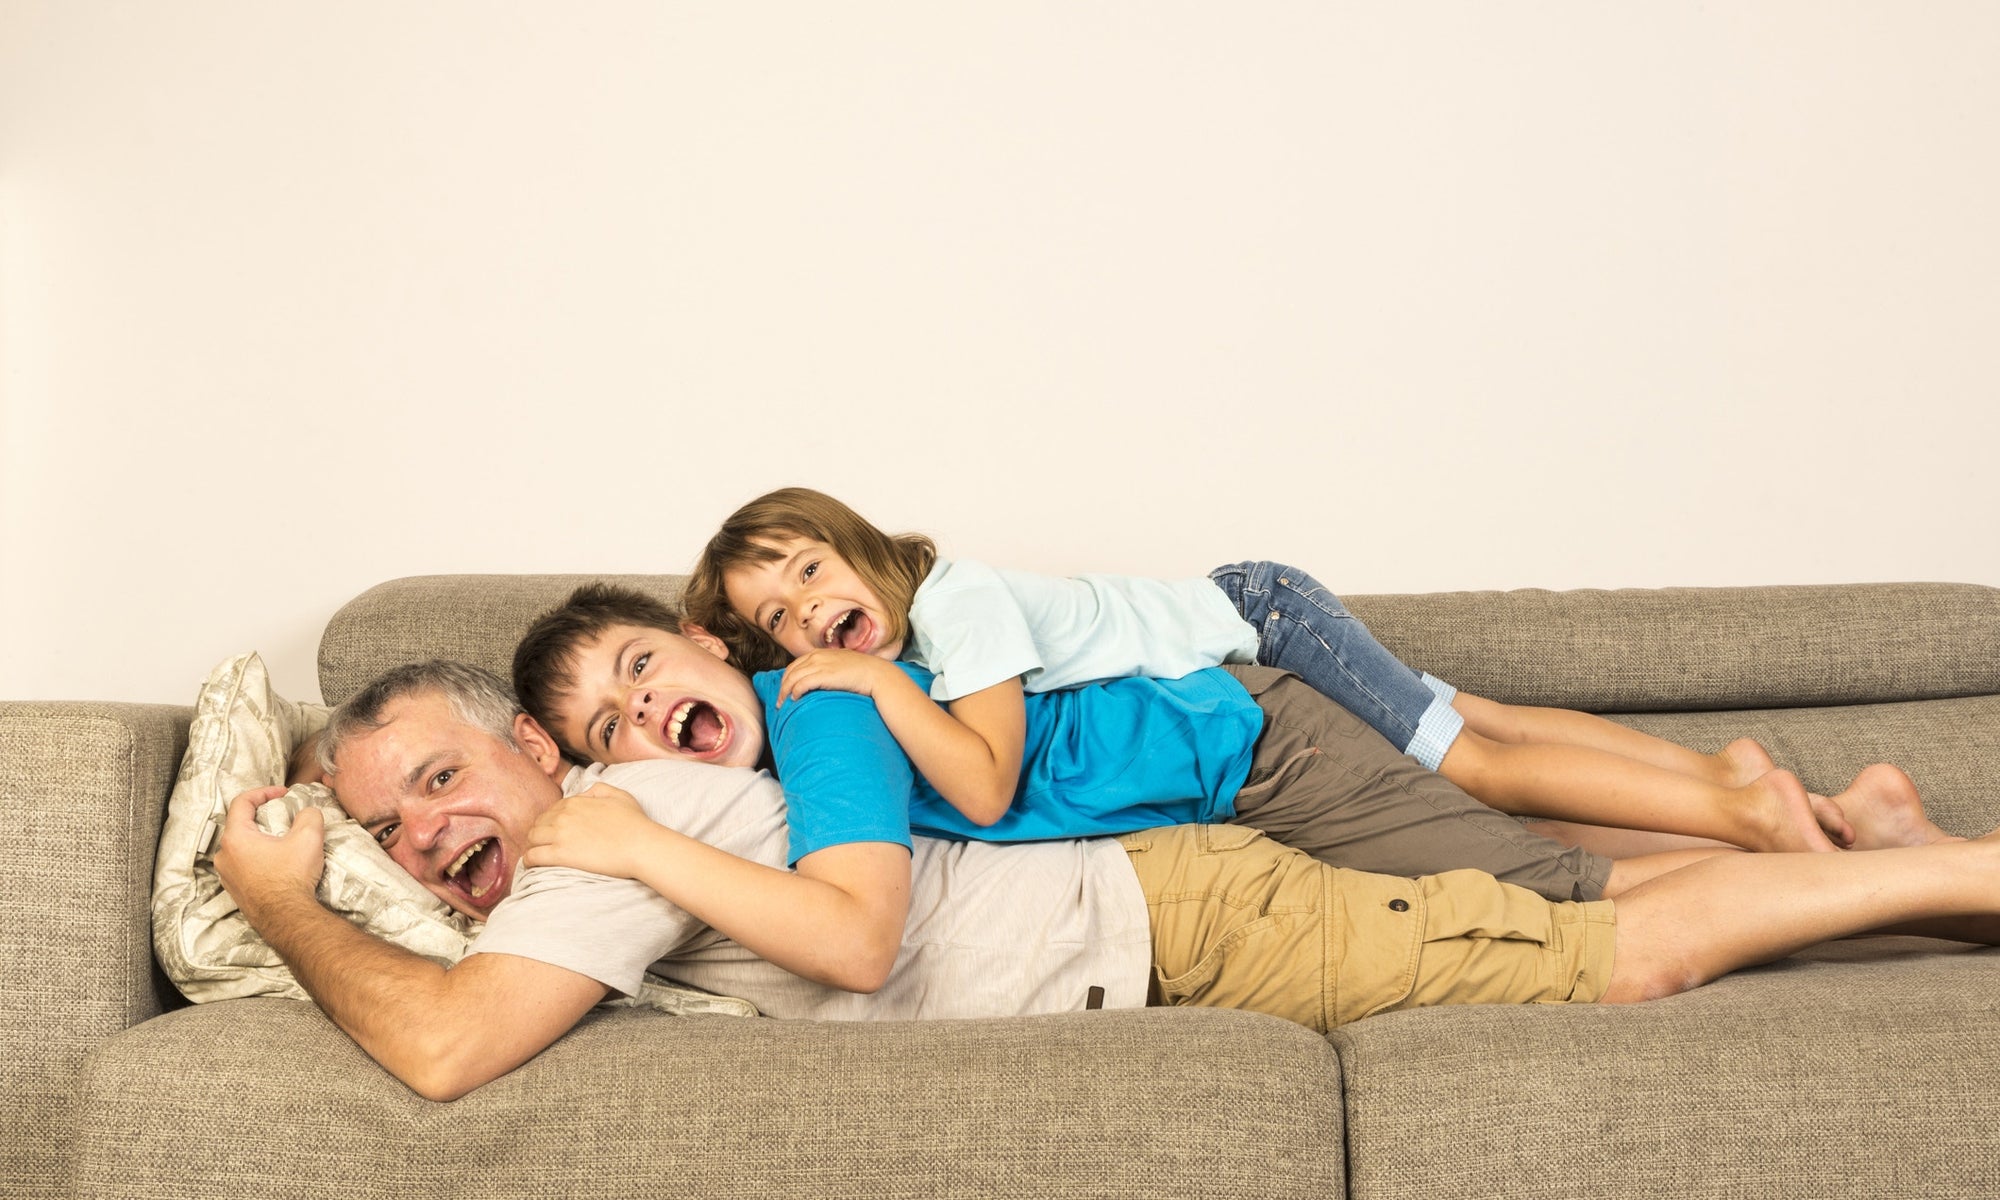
top-left (214, 788), bottom-right (607, 1102)
top-left (524, 782), bottom-right (911, 992)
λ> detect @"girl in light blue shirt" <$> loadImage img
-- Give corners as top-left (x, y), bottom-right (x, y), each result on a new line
top-left (687, 486), bottom-right (1870, 855)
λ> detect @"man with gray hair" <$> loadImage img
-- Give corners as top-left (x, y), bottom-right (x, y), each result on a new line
top-left (218, 657), bottom-right (2000, 1101)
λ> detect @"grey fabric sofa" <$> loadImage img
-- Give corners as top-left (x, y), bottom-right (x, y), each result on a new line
top-left (6, 576), bottom-right (1999, 1199)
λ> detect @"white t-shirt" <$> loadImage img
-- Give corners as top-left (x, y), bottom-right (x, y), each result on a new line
top-left (467, 759), bottom-right (1151, 1020)
top-left (904, 558), bottom-right (1261, 701)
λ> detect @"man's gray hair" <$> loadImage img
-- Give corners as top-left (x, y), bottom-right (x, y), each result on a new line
top-left (319, 660), bottom-right (525, 777)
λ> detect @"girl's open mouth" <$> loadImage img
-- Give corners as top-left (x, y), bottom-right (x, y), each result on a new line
top-left (823, 609), bottom-right (875, 652)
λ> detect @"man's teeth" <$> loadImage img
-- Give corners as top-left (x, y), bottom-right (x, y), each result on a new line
top-left (667, 699), bottom-right (698, 748)
top-left (446, 838), bottom-right (491, 896)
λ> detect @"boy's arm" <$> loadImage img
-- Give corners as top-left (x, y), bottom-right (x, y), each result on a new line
top-left (777, 651), bottom-right (1026, 825)
top-left (523, 783), bottom-right (911, 991)
top-left (213, 789), bottom-right (607, 1102)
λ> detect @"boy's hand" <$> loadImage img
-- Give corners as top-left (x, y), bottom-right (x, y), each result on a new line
top-left (215, 785), bottom-right (326, 916)
top-left (777, 649), bottom-right (909, 706)
top-left (522, 783), bottom-right (652, 879)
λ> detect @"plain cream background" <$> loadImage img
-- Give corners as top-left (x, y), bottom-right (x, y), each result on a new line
top-left (3, 2), bottom-right (1995, 706)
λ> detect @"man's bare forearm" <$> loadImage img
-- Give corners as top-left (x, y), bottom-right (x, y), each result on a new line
top-left (240, 888), bottom-right (603, 1100)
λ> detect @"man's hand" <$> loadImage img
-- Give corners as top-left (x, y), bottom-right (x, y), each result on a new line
top-left (777, 648), bottom-right (911, 706)
top-left (522, 782), bottom-right (654, 879)
top-left (213, 784), bottom-right (327, 919)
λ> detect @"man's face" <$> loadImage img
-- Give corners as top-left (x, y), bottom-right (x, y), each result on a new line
top-left (552, 623), bottom-right (767, 768)
top-left (721, 536), bottom-right (904, 662)
top-left (330, 691), bottom-right (565, 920)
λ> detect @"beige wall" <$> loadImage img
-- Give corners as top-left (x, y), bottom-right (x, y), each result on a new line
top-left (4, 2), bottom-right (1995, 705)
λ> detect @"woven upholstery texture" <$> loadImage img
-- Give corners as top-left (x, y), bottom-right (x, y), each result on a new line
top-left (0, 702), bottom-right (189, 1199)
top-left (1346, 582), bottom-right (2000, 711)
top-left (74, 1000), bottom-right (1345, 1200)
top-left (319, 574), bottom-right (686, 704)
top-left (1333, 937), bottom-right (2000, 1200)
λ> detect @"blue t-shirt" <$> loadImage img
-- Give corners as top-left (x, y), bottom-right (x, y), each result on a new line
top-left (754, 662), bottom-right (1263, 864)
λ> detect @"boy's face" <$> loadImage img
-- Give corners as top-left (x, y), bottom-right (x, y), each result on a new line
top-left (552, 623), bottom-right (766, 768)
top-left (722, 536), bottom-right (904, 662)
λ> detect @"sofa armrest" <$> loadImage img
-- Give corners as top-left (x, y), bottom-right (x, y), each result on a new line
top-left (0, 700), bottom-right (190, 1198)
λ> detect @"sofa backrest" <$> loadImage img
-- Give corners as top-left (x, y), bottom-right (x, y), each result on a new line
top-left (321, 576), bottom-right (2000, 713)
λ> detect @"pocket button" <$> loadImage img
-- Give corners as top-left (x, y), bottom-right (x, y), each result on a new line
top-left (1388, 899), bottom-right (1410, 913)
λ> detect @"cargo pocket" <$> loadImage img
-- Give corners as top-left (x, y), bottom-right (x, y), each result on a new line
top-left (1144, 824), bottom-right (1334, 1031)
top-left (1404, 869), bottom-right (1571, 1009)
top-left (1327, 870), bottom-right (1425, 1026)
top-left (1420, 869), bottom-right (1557, 946)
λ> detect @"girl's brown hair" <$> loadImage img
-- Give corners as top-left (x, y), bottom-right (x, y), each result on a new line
top-left (686, 487), bottom-right (938, 673)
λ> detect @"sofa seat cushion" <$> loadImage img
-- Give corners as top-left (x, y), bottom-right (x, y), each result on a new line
top-left (72, 1000), bottom-right (1346, 1200)
top-left (1330, 936), bottom-right (2000, 1200)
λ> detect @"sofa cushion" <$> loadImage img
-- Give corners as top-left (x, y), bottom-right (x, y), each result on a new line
top-left (1329, 936), bottom-right (2000, 1200)
top-left (72, 1001), bottom-right (1347, 1200)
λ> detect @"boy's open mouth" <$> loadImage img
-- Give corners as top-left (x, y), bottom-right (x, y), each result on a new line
top-left (666, 699), bottom-right (728, 755)
top-left (444, 837), bottom-right (505, 906)
top-left (822, 608), bottom-right (874, 652)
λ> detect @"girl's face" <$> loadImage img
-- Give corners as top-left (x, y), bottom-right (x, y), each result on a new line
top-left (722, 536), bottom-right (904, 662)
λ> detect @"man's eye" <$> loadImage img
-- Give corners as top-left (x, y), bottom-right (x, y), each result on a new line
top-left (632, 652), bottom-right (650, 679)
top-left (374, 822), bottom-right (400, 847)
top-left (429, 768), bottom-right (455, 791)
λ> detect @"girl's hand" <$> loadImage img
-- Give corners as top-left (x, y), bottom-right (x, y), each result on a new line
top-left (777, 649), bottom-right (908, 706)
top-left (522, 783), bottom-right (651, 878)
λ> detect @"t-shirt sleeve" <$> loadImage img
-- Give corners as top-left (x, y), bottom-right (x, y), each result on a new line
top-left (907, 559), bottom-right (1044, 701)
top-left (467, 866), bottom-right (702, 998)
top-left (761, 677), bottom-right (920, 865)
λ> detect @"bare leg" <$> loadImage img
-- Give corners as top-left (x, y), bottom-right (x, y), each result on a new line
top-left (1437, 729), bottom-right (1843, 853)
top-left (1599, 848), bottom-right (1737, 896)
top-left (1454, 692), bottom-right (1774, 787)
top-left (1524, 819), bottom-right (1734, 859)
top-left (1600, 834), bottom-right (2000, 1004)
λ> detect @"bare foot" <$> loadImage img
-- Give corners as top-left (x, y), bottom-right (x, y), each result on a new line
top-left (1736, 769), bottom-right (1842, 854)
top-left (1805, 791), bottom-right (1857, 849)
top-left (1834, 764), bottom-right (1960, 850)
top-left (1715, 737), bottom-right (1778, 788)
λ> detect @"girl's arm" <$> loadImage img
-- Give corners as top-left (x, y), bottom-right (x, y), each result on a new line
top-left (523, 783), bottom-right (911, 992)
top-left (777, 650), bottom-right (1026, 826)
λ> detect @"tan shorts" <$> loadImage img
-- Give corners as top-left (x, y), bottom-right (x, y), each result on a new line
top-left (1118, 823), bottom-right (1617, 1033)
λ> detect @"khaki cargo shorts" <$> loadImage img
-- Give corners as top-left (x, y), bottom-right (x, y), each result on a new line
top-left (1118, 823), bottom-right (1616, 1032)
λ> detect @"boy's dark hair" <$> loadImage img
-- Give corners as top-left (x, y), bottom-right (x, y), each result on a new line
top-left (512, 582), bottom-right (687, 762)
top-left (685, 487), bottom-right (937, 673)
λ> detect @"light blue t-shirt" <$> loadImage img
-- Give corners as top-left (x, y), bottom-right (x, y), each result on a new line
top-left (903, 559), bottom-right (1261, 702)
top-left (754, 662), bottom-right (1264, 864)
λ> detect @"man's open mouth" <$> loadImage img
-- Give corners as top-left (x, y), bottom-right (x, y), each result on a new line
top-left (444, 837), bottom-right (505, 905)
top-left (666, 699), bottom-right (728, 755)
top-left (822, 608), bottom-right (873, 652)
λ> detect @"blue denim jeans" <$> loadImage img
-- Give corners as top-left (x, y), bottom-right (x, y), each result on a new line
top-left (1207, 560), bottom-right (1465, 770)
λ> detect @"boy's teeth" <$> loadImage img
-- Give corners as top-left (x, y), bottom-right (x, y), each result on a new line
top-left (667, 699), bottom-right (697, 748)
top-left (446, 838), bottom-right (490, 879)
